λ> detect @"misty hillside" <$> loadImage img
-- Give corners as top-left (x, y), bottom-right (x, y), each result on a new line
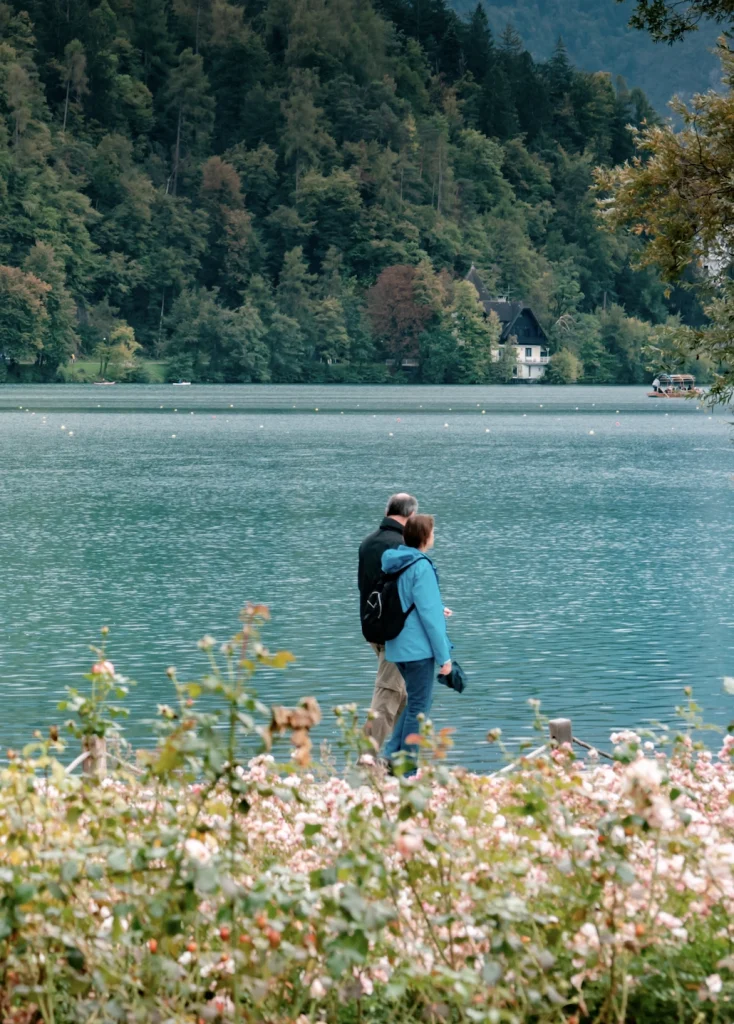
top-left (451, 0), bottom-right (721, 113)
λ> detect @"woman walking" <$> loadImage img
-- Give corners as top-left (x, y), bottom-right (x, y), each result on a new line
top-left (381, 514), bottom-right (451, 774)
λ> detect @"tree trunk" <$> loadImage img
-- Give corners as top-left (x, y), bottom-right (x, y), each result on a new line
top-left (172, 106), bottom-right (182, 196)
top-left (158, 288), bottom-right (166, 345)
top-left (63, 78), bottom-right (70, 133)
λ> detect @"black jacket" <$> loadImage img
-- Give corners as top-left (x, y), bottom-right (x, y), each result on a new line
top-left (358, 517), bottom-right (405, 613)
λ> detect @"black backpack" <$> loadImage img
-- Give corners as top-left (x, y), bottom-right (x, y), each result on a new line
top-left (361, 559), bottom-right (423, 644)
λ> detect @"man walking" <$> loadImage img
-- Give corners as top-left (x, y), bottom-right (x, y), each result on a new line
top-left (358, 493), bottom-right (418, 749)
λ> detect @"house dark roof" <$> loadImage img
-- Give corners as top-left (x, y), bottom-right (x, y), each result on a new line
top-left (465, 266), bottom-right (548, 343)
top-left (465, 265), bottom-right (494, 307)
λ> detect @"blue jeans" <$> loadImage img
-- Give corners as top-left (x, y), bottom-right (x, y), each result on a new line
top-left (384, 658), bottom-right (435, 775)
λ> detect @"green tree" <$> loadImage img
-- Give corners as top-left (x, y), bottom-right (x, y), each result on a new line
top-left (164, 48), bottom-right (215, 195)
top-left (546, 346), bottom-right (583, 383)
top-left (296, 170), bottom-right (365, 266)
top-left (418, 321), bottom-right (458, 383)
top-left (166, 289), bottom-right (269, 381)
top-left (624, 0), bottom-right (732, 41)
top-left (96, 322), bottom-right (140, 377)
top-left (451, 280), bottom-right (500, 382)
top-left (58, 40), bottom-right (89, 133)
top-left (276, 246), bottom-right (316, 357)
top-left (313, 296), bottom-right (350, 364)
top-left (267, 311), bottom-right (305, 382)
top-left (463, 3), bottom-right (494, 82)
top-left (492, 338), bottom-right (519, 383)
top-left (280, 70), bottom-right (336, 193)
top-left (597, 42), bottom-right (734, 402)
top-left (23, 243), bottom-right (79, 369)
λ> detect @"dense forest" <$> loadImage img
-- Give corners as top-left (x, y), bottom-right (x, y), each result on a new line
top-left (0, 0), bottom-right (705, 384)
top-left (451, 0), bottom-right (720, 114)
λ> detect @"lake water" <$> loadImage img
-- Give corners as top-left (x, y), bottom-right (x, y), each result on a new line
top-left (1, 384), bottom-right (733, 771)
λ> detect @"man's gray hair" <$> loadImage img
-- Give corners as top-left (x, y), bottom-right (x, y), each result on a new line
top-left (386, 493), bottom-right (418, 518)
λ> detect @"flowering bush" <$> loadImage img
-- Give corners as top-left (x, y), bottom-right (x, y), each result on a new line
top-left (2, 609), bottom-right (734, 1023)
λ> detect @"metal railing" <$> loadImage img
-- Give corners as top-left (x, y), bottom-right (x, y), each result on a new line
top-left (65, 717), bottom-right (613, 782)
top-left (488, 718), bottom-right (614, 778)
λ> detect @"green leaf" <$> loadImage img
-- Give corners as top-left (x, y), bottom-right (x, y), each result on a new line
top-left (385, 980), bottom-right (407, 1001)
top-left (165, 915), bottom-right (183, 935)
top-left (65, 946), bottom-right (85, 972)
top-left (336, 929), bottom-right (368, 958)
top-left (616, 862), bottom-right (636, 885)
top-left (195, 863), bottom-right (219, 894)
top-left (339, 888), bottom-right (367, 922)
top-left (304, 822), bottom-right (322, 837)
top-left (107, 849), bottom-right (128, 873)
top-left (310, 866), bottom-right (337, 889)
top-left (47, 882), bottom-right (66, 902)
top-left (407, 788), bottom-right (429, 811)
top-left (482, 959), bottom-right (503, 985)
top-left (14, 883), bottom-right (36, 903)
top-left (61, 860), bottom-right (79, 883)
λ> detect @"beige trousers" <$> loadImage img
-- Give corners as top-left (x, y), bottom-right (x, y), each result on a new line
top-left (364, 643), bottom-right (407, 750)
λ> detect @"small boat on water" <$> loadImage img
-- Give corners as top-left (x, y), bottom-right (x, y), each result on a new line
top-left (94, 380), bottom-right (116, 386)
top-left (172, 380), bottom-right (192, 386)
top-left (648, 373), bottom-right (701, 398)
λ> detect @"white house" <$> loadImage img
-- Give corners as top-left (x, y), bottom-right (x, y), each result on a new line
top-left (465, 266), bottom-right (550, 381)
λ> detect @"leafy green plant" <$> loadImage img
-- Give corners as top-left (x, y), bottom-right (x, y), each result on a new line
top-left (2, 612), bottom-right (734, 1024)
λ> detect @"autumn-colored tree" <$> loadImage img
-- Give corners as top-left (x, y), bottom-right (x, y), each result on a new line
top-left (0, 265), bottom-right (49, 364)
top-left (366, 265), bottom-right (435, 359)
top-left (23, 243), bottom-right (80, 368)
top-left (596, 42), bottom-right (734, 402)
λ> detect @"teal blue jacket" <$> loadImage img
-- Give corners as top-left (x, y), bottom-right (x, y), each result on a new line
top-left (381, 546), bottom-right (451, 667)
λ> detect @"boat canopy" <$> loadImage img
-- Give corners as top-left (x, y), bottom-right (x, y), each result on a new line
top-left (657, 373), bottom-right (696, 385)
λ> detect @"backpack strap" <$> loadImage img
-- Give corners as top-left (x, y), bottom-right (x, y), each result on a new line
top-left (383, 553), bottom-right (428, 580)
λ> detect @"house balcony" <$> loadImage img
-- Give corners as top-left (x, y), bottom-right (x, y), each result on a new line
top-left (519, 356), bottom-right (549, 365)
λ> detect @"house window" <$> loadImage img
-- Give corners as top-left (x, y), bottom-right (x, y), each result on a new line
top-left (512, 365), bottom-right (518, 376)
top-left (525, 347), bottom-right (532, 359)
top-left (541, 349), bottom-right (549, 359)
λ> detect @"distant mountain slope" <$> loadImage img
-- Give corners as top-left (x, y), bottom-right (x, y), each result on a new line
top-left (451, 0), bottom-right (721, 113)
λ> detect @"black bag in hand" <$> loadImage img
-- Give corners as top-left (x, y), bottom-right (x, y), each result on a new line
top-left (438, 659), bottom-right (467, 694)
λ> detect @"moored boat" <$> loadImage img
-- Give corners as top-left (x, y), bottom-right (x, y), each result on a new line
top-left (648, 373), bottom-right (701, 398)
top-left (172, 380), bottom-right (192, 386)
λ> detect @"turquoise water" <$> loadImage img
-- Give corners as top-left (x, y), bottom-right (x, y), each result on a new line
top-left (1, 384), bottom-right (732, 770)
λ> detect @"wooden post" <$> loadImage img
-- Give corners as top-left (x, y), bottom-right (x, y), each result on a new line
top-left (82, 735), bottom-right (107, 779)
top-left (549, 718), bottom-right (572, 747)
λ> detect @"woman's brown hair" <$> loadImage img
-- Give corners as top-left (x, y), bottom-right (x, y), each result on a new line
top-left (403, 514), bottom-right (434, 550)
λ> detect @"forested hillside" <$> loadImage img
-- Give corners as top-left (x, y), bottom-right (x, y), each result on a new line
top-left (0, 0), bottom-right (701, 384)
top-left (451, 0), bottom-right (720, 114)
